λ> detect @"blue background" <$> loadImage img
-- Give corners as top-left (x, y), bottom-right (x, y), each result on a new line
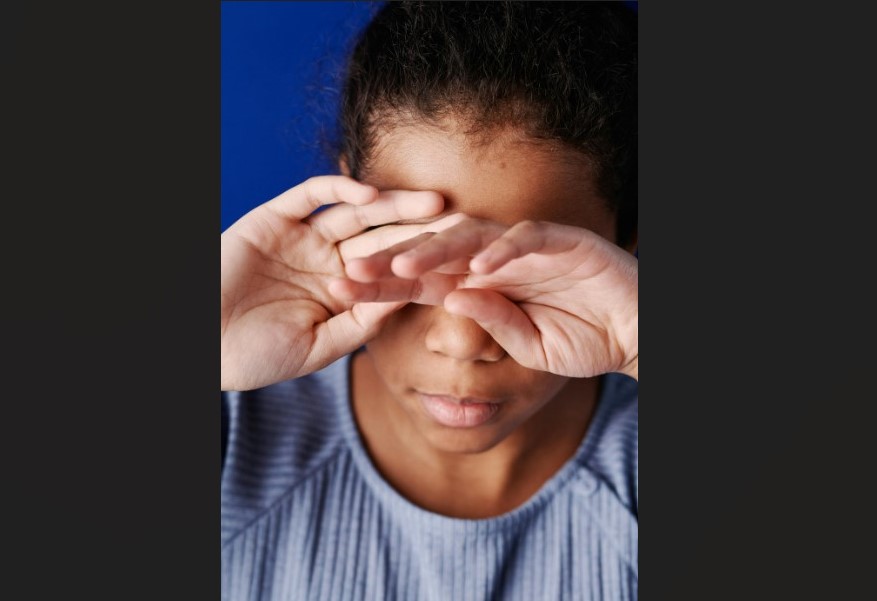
top-left (221, 1), bottom-right (381, 232)
top-left (221, 1), bottom-right (637, 233)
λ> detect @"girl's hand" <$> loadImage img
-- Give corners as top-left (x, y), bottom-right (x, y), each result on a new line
top-left (330, 217), bottom-right (638, 381)
top-left (221, 176), bottom-right (447, 391)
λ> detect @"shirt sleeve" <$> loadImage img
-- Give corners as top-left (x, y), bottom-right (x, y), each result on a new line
top-left (221, 391), bottom-right (230, 473)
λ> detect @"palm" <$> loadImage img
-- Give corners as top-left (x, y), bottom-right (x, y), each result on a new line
top-left (462, 244), bottom-right (636, 377)
top-left (220, 176), bottom-right (447, 391)
top-left (221, 217), bottom-right (347, 390)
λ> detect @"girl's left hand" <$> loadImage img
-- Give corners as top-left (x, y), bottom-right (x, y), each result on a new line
top-left (329, 217), bottom-right (638, 381)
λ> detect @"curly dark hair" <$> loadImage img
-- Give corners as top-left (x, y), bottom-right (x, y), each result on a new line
top-left (339, 1), bottom-right (637, 247)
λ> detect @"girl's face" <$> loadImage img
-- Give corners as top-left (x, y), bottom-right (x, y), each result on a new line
top-left (356, 119), bottom-right (625, 454)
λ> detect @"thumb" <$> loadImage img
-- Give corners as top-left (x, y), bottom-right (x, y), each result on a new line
top-left (316, 300), bottom-right (406, 356)
top-left (443, 289), bottom-right (545, 370)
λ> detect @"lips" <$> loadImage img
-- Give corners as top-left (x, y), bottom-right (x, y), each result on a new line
top-left (416, 392), bottom-right (502, 428)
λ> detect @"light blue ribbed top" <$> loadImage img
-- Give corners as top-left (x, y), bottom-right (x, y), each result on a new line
top-left (222, 354), bottom-right (638, 600)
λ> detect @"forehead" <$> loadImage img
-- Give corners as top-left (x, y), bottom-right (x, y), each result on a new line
top-left (360, 120), bottom-right (617, 239)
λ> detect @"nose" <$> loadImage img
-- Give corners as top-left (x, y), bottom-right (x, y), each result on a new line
top-left (424, 309), bottom-right (506, 363)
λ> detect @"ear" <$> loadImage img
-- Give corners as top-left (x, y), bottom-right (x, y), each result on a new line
top-left (338, 154), bottom-right (351, 177)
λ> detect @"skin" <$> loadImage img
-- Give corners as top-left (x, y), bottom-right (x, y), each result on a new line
top-left (220, 177), bottom-right (451, 391)
top-left (331, 119), bottom-right (638, 518)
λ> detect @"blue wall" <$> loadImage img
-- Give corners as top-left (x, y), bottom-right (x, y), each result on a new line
top-left (221, 1), bottom-right (381, 232)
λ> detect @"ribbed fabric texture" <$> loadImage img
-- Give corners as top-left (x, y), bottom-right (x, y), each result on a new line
top-left (222, 355), bottom-right (638, 600)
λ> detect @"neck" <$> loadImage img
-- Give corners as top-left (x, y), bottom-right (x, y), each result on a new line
top-left (351, 352), bottom-right (600, 518)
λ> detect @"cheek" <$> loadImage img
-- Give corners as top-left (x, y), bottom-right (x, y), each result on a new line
top-left (374, 305), bottom-right (427, 343)
top-left (365, 306), bottom-right (429, 367)
top-left (516, 373), bottom-right (570, 407)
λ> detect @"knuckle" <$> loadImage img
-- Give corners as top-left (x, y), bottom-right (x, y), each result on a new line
top-left (410, 279), bottom-right (424, 302)
top-left (300, 178), bottom-right (318, 202)
top-left (302, 175), bottom-right (326, 193)
top-left (351, 205), bottom-right (369, 229)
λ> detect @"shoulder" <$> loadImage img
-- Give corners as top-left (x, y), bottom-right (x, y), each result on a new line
top-left (221, 356), bottom-right (352, 545)
top-left (582, 373), bottom-right (638, 517)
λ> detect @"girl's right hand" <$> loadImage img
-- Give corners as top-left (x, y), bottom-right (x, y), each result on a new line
top-left (221, 176), bottom-right (445, 391)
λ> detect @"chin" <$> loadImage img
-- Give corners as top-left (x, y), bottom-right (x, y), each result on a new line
top-left (422, 423), bottom-right (511, 455)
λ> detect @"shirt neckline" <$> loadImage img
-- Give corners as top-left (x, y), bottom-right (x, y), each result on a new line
top-left (333, 353), bottom-right (620, 537)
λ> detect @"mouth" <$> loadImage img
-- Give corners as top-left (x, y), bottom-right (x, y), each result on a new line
top-left (415, 392), bottom-right (503, 428)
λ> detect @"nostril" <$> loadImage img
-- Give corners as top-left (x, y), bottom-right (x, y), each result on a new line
top-left (479, 344), bottom-right (506, 363)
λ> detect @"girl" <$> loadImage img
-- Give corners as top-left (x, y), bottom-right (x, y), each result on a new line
top-left (221, 2), bottom-right (638, 599)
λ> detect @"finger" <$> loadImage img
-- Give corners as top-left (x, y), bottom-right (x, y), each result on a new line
top-left (443, 289), bottom-right (546, 370)
top-left (429, 257), bottom-right (472, 275)
top-left (345, 233), bottom-right (435, 283)
top-left (469, 221), bottom-right (597, 274)
top-left (347, 226), bottom-right (479, 282)
top-left (313, 300), bottom-right (407, 361)
top-left (306, 190), bottom-right (444, 243)
top-left (470, 221), bottom-right (586, 274)
top-left (263, 176), bottom-right (379, 221)
top-left (328, 273), bottom-right (460, 306)
top-left (391, 218), bottom-right (507, 279)
top-left (348, 245), bottom-right (470, 281)
top-left (337, 212), bottom-right (468, 262)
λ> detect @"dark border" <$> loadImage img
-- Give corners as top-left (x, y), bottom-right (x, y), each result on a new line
top-left (643, 3), bottom-right (871, 599)
top-left (3, 1), bottom-right (218, 597)
top-left (2, 1), bottom-right (871, 598)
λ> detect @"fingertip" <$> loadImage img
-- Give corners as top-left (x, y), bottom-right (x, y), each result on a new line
top-left (444, 288), bottom-right (511, 327)
top-left (443, 289), bottom-right (480, 318)
top-left (344, 258), bottom-right (377, 283)
top-left (327, 277), bottom-right (352, 300)
top-left (422, 190), bottom-right (445, 214)
top-left (390, 254), bottom-right (421, 279)
top-left (469, 253), bottom-right (494, 275)
top-left (442, 290), bottom-right (466, 315)
top-left (362, 185), bottom-right (380, 203)
top-left (351, 181), bottom-right (379, 205)
top-left (330, 277), bottom-right (378, 302)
